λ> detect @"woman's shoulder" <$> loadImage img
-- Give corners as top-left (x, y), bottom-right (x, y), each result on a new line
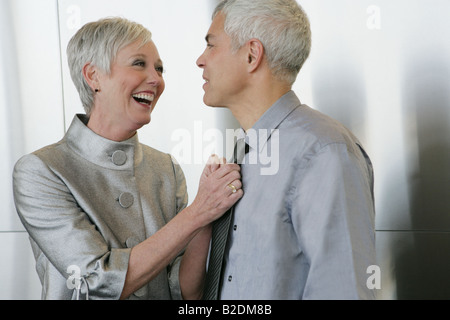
top-left (140, 143), bottom-right (171, 163)
top-left (14, 139), bottom-right (66, 172)
top-left (139, 143), bottom-right (184, 173)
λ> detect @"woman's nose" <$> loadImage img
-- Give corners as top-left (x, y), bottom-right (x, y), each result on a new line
top-left (147, 78), bottom-right (161, 87)
top-left (147, 70), bottom-right (162, 87)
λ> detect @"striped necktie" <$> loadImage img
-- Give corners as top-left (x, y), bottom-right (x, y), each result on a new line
top-left (202, 138), bottom-right (248, 300)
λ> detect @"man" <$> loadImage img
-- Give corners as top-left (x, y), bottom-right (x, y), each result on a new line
top-left (197, 0), bottom-right (377, 299)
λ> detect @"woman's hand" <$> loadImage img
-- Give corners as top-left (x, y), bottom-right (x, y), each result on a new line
top-left (190, 154), bottom-right (243, 226)
top-left (121, 154), bottom-right (242, 299)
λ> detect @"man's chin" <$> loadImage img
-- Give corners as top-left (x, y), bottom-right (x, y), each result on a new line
top-left (203, 97), bottom-right (215, 107)
top-left (203, 97), bottom-right (225, 108)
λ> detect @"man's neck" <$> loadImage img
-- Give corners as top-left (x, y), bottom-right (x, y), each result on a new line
top-left (229, 82), bottom-right (292, 131)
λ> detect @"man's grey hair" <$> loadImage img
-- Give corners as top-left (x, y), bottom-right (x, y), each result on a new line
top-left (213, 0), bottom-right (311, 85)
top-left (67, 17), bottom-right (152, 116)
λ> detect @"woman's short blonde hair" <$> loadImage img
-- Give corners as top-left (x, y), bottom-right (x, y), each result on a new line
top-left (67, 17), bottom-right (152, 115)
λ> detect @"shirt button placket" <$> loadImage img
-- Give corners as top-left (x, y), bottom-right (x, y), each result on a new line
top-left (228, 225), bottom-right (237, 286)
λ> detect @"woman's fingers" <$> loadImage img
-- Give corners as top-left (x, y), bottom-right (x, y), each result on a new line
top-left (225, 178), bottom-right (242, 195)
top-left (204, 155), bottom-right (226, 177)
top-left (192, 155), bottom-right (245, 225)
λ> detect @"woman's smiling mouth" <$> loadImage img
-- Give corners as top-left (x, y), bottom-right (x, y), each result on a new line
top-left (132, 92), bottom-right (155, 106)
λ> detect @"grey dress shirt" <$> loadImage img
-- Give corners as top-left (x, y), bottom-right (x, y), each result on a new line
top-left (219, 91), bottom-right (376, 299)
top-left (13, 114), bottom-right (188, 300)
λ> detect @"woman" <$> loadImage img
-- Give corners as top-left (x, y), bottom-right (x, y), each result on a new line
top-left (12, 17), bottom-right (242, 300)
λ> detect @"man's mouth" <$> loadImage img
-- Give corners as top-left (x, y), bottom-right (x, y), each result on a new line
top-left (202, 77), bottom-right (209, 89)
top-left (132, 93), bottom-right (155, 106)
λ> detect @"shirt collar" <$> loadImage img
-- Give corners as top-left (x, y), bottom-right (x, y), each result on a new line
top-left (244, 90), bottom-right (301, 151)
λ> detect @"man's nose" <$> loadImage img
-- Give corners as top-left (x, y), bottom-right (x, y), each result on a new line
top-left (196, 53), bottom-right (205, 68)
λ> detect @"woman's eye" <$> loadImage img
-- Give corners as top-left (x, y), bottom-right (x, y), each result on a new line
top-left (133, 60), bottom-right (145, 67)
top-left (155, 66), bottom-right (164, 74)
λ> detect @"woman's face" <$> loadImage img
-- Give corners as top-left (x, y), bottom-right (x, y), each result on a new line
top-left (93, 39), bottom-right (165, 134)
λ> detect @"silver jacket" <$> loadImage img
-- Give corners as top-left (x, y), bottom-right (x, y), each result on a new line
top-left (13, 114), bottom-right (188, 300)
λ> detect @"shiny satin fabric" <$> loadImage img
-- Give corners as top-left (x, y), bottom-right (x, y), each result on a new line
top-left (13, 114), bottom-right (188, 300)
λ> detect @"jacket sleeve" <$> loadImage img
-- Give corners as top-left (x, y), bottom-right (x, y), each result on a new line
top-left (12, 154), bottom-right (131, 300)
top-left (166, 155), bottom-right (189, 300)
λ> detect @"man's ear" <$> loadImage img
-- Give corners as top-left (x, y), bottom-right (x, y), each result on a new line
top-left (82, 62), bottom-right (100, 92)
top-left (247, 38), bottom-right (265, 73)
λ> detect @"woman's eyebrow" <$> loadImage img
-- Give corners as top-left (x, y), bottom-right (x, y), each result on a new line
top-left (130, 53), bottom-right (146, 59)
top-left (129, 54), bottom-right (163, 65)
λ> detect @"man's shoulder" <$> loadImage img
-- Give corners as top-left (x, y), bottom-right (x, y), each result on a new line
top-left (281, 104), bottom-right (357, 147)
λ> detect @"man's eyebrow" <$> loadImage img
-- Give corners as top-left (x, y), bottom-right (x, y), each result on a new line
top-left (205, 34), bottom-right (215, 42)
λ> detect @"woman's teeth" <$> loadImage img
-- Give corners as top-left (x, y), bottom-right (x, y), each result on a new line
top-left (132, 93), bottom-right (154, 105)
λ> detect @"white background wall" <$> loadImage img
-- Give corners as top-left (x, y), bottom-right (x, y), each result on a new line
top-left (0, 0), bottom-right (64, 299)
top-left (1, 0), bottom-right (449, 300)
top-left (1, 0), bottom-right (225, 299)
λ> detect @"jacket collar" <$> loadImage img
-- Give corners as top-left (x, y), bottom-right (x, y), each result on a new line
top-left (65, 114), bottom-right (143, 170)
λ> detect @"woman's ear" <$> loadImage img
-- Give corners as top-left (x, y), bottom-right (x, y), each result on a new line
top-left (247, 38), bottom-right (265, 73)
top-left (82, 62), bottom-right (100, 92)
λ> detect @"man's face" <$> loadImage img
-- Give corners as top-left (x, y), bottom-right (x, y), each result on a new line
top-left (197, 12), bottom-right (248, 108)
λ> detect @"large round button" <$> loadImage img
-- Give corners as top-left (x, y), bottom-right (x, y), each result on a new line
top-left (118, 192), bottom-right (134, 208)
top-left (112, 150), bottom-right (127, 166)
top-left (126, 237), bottom-right (140, 248)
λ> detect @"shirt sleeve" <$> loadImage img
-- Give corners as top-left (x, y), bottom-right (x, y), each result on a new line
top-left (291, 142), bottom-right (377, 299)
top-left (12, 154), bottom-right (131, 300)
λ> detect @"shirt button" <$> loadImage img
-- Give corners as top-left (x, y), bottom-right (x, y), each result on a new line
top-left (112, 150), bottom-right (127, 166)
top-left (118, 192), bottom-right (134, 208)
top-left (228, 275), bottom-right (232, 282)
top-left (233, 225), bottom-right (237, 231)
